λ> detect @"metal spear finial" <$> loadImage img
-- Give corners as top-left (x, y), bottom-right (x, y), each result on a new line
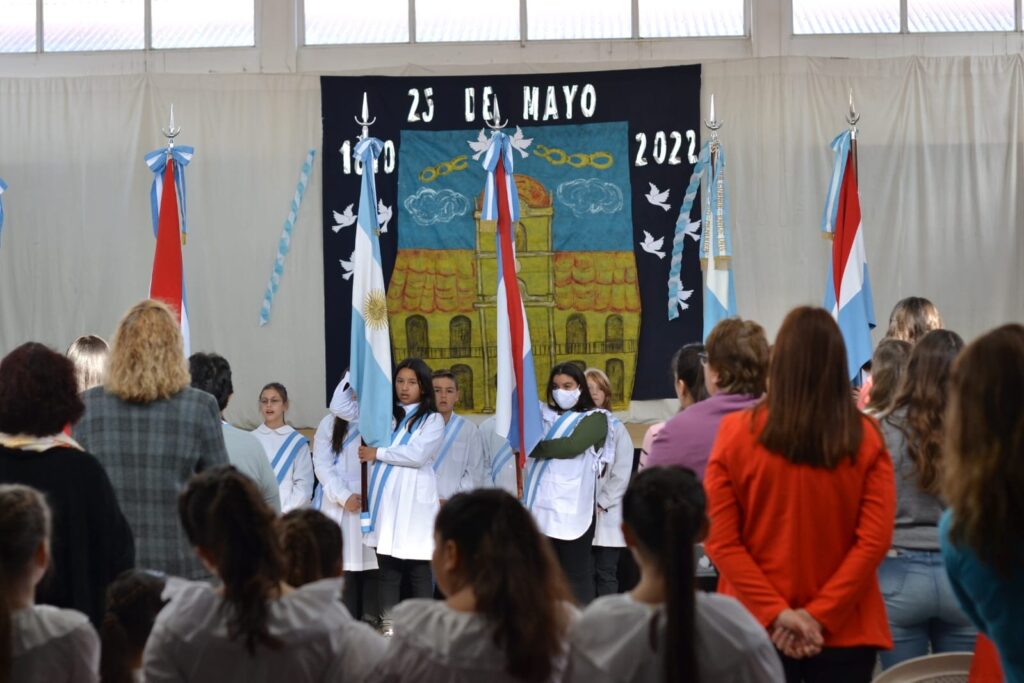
top-left (846, 88), bottom-right (861, 128)
top-left (354, 92), bottom-right (376, 140)
top-left (704, 93), bottom-right (722, 141)
top-left (161, 104), bottom-right (181, 150)
top-left (486, 96), bottom-right (507, 130)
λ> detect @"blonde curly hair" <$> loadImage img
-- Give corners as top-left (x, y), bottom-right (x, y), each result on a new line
top-left (105, 300), bottom-right (190, 403)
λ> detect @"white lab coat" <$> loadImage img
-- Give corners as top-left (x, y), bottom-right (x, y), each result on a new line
top-left (312, 413), bottom-right (379, 572)
top-left (527, 405), bottom-right (611, 541)
top-left (593, 419), bottom-right (634, 548)
top-left (330, 380), bottom-right (443, 560)
top-left (251, 424), bottom-right (314, 513)
top-left (433, 413), bottom-right (485, 500)
top-left (479, 416), bottom-right (517, 496)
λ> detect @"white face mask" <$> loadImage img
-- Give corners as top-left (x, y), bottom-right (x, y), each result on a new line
top-left (553, 388), bottom-right (581, 410)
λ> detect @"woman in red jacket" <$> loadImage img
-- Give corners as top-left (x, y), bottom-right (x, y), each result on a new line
top-left (705, 307), bottom-right (896, 683)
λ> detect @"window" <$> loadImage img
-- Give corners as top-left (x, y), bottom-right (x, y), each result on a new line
top-left (43, 0), bottom-right (145, 52)
top-left (0, 0), bottom-right (36, 52)
top-left (908, 0), bottom-right (1014, 32)
top-left (527, 0), bottom-right (631, 40)
top-left (415, 0), bottom-right (519, 42)
top-left (792, 0), bottom-right (900, 34)
top-left (449, 316), bottom-right (472, 356)
top-left (566, 314), bottom-right (588, 353)
top-left (407, 315), bottom-right (429, 357)
top-left (639, 0), bottom-right (745, 37)
top-left (606, 358), bottom-right (625, 403)
top-left (605, 315), bottom-right (624, 352)
top-left (452, 364), bottom-right (474, 410)
top-left (152, 0), bottom-right (254, 48)
top-left (304, 0), bottom-right (409, 44)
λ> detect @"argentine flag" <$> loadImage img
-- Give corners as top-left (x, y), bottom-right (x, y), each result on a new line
top-left (822, 130), bottom-right (876, 381)
top-left (349, 137), bottom-right (393, 447)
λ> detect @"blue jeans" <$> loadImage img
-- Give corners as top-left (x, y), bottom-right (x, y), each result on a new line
top-left (878, 550), bottom-right (977, 669)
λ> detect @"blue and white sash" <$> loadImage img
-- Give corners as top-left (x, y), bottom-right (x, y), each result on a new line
top-left (271, 431), bottom-right (307, 486)
top-left (312, 425), bottom-right (361, 511)
top-left (432, 414), bottom-right (465, 473)
top-left (524, 410), bottom-right (586, 510)
top-left (361, 411), bottom-right (416, 534)
top-left (490, 441), bottom-right (514, 484)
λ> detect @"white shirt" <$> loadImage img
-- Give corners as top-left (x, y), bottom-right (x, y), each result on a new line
top-left (375, 599), bottom-right (576, 683)
top-left (251, 424), bottom-right (314, 513)
top-left (143, 577), bottom-right (385, 683)
top-left (10, 605), bottom-right (99, 683)
top-left (568, 592), bottom-right (784, 683)
top-left (312, 412), bottom-right (379, 571)
top-left (433, 413), bottom-right (485, 500)
top-left (479, 416), bottom-right (517, 496)
top-left (330, 379), bottom-right (444, 560)
top-left (528, 405), bottom-right (609, 541)
top-left (593, 419), bottom-right (634, 548)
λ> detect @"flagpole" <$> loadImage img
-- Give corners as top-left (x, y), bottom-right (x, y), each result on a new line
top-left (847, 89), bottom-right (860, 183)
top-left (355, 92), bottom-right (375, 520)
top-left (161, 105), bottom-right (185, 246)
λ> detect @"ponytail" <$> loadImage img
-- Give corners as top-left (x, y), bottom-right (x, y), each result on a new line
top-left (99, 570), bottom-right (167, 683)
top-left (623, 468), bottom-right (705, 683)
top-left (179, 466), bottom-right (285, 655)
top-left (278, 509), bottom-right (343, 587)
top-left (0, 485), bottom-right (51, 683)
top-left (435, 490), bottom-right (572, 682)
top-left (329, 416), bottom-right (349, 455)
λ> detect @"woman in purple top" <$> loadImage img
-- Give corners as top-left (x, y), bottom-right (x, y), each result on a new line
top-left (646, 318), bottom-right (770, 480)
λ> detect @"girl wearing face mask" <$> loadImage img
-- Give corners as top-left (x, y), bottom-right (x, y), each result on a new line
top-left (330, 358), bottom-right (444, 636)
top-left (526, 363), bottom-right (610, 605)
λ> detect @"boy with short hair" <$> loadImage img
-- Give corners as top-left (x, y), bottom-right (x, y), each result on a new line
top-left (431, 370), bottom-right (485, 503)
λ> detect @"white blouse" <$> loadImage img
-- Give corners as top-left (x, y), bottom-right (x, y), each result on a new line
top-left (312, 412), bottom-right (379, 571)
top-left (479, 416), bottom-right (517, 496)
top-left (433, 413), bottom-right (485, 500)
top-left (251, 424), bottom-right (314, 512)
top-left (330, 379), bottom-right (444, 560)
top-left (10, 604), bottom-right (99, 683)
top-left (568, 592), bottom-right (784, 683)
top-left (375, 599), bottom-right (576, 683)
top-left (143, 577), bottom-right (385, 683)
top-left (593, 419), bottom-right (635, 548)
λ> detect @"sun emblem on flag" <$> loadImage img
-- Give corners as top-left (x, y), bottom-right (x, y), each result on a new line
top-left (363, 289), bottom-right (389, 330)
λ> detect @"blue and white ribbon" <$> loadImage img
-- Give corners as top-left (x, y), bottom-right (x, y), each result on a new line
top-left (433, 414), bottom-right (466, 472)
top-left (0, 176), bottom-right (7, 247)
top-left (821, 130), bottom-right (853, 236)
top-left (480, 131), bottom-right (521, 223)
top-left (667, 141), bottom-right (710, 320)
top-left (490, 441), bottom-right (514, 484)
top-left (523, 410), bottom-right (586, 509)
top-left (362, 410), bottom-right (416, 534)
top-left (144, 146), bottom-right (194, 238)
top-left (259, 149), bottom-right (316, 326)
top-left (699, 142), bottom-right (732, 263)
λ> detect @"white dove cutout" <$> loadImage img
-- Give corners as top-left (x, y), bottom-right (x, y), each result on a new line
top-left (340, 253), bottom-right (354, 281)
top-left (676, 287), bottom-right (694, 311)
top-left (684, 219), bottom-right (701, 241)
top-left (377, 199), bottom-right (393, 234)
top-left (645, 182), bottom-right (671, 211)
top-left (509, 126), bottom-right (533, 158)
top-left (332, 204), bottom-right (356, 233)
top-left (468, 129), bottom-right (489, 160)
top-left (639, 230), bottom-right (665, 259)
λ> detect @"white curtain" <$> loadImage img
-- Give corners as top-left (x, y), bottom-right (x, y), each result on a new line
top-left (1, 58), bottom-right (1021, 428)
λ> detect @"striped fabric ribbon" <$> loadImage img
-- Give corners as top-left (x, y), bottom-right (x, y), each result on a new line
top-left (667, 141), bottom-right (710, 320)
top-left (821, 130), bottom-right (853, 236)
top-left (480, 131), bottom-right (521, 222)
top-left (490, 441), bottom-right (514, 484)
top-left (523, 410), bottom-right (586, 510)
top-left (144, 146), bottom-right (194, 239)
top-left (0, 176), bottom-right (7, 247)
top-left (362, 410), bottom-right (416, 534)
top-left (432, 414), bottom-right (466, 472)
top-left (259, 148), bottom-right (317, 326)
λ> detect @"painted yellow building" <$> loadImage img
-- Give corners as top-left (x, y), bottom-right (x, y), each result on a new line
top-left (387, 173), bottom-right (640, 412)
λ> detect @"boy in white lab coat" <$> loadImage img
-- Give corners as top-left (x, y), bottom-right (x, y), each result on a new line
top-left (431, 370), bottom-right (485, 503)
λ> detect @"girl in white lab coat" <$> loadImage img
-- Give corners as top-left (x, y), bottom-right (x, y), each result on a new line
top-left (526, 362), bottom-right (610, 605)
top-left (568, 467), bottom-right (783, 683)
top-left (585, 368), bottom-right (634, 597)
top-left (330, 358), bottom-right (444, 635)
top-left (376, 489), bottom-right (576, 682)
top-left (251, 383), bottom-right (314, 512)
top-left (312, 377), bottom-right (380, 625)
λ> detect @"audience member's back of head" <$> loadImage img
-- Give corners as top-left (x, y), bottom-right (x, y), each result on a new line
top-left (887, 329), bottom-right (964, 494)
top-left (278, 509), bottom-right (343, 587)
top-left (178, 465), bottom-right (284, 655)
top-left (758, 306), bottom-right (862, 468)
top-left (106, 299), bottom-right (189, 404)
top-left (434, 489), bottom-right (572, 681)
top-left (672, 343), bottom-right (708, 407)
top-left (865, 338), bottom-right (911, 415)
top-left (886, 297), bottom-right (943, 344)
top-left (66, 335), bottom-right (109, 394)
top-left (705, 318), bottom-right (769, 396)
top-left (622, 467), bottom-right (706, 683)
top-left (100, 570), bottom-right (167, 683)
top-left (943, 323), bottom-right (1024, 577)
top-left (0, 342), bottom-right (84, 438)
top-left (188, 352), bottom-right (233, 412)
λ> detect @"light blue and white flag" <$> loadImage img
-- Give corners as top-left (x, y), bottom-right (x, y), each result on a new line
top-left (0, 177), bottom-right (7, 247)
top-left (349, 136), bottom-right (393, 449)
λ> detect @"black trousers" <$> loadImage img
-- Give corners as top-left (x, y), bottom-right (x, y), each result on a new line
top-left (593, 546), bottom-right (621, 596)
top-left (549, 516), bottom-right (596, 605)
top-left (377, 554), bottom-right (432, 626)
top-left (779, 646), bottom-right (877, 683)
top-left (341, 569), bottom-right (380, 624)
